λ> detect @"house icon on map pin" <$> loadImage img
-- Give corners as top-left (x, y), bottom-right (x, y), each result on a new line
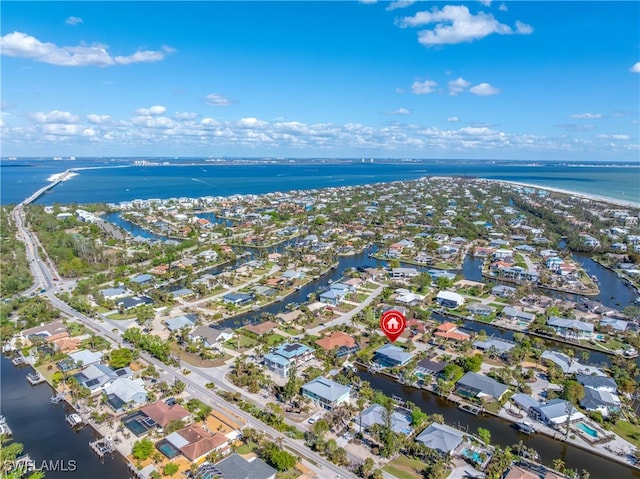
top-left (386, 316), bottom-right (399, 330)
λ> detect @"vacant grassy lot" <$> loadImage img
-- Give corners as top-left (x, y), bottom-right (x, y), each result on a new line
top-left (382, 455), bottom-right (424, 479)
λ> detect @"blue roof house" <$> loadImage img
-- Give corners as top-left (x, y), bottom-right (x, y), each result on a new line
top-left (301, 376), bottom-right (351, 410)
top-left (374, 344), bottom-right (414, 368)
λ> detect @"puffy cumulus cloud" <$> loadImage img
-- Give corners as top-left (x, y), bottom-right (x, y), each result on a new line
top-left (205, 93), bottom-right (232, 107)
top-left (0, 31), bottom-right (173, 67)
top-left (411, 79), bottom-right (437, 94)
top-left (396, 5), bottom-right (533, 46)
top-left (30, 110), bottom-right (79, 124)
top-left (86, 114), bottom-right (112, 124)
top-left (448, 77), bottom-right (470, 95)
top-left (630, 62), bottom-right (640, 73)
top-left (65, 16), bottom-right (84, 26)
top-left (7, 107), bottom-right (638, 158)
top-left (175, 112), bottom-right (198, 120)
top-left (135, 105), bottom-right (167, 116)
top-left (469, 82), bottom-right (500, 96)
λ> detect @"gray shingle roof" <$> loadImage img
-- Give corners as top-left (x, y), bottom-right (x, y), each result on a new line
top-left (415, 423), bottom-right (464, 454)
top-left (456, 371), bottom-right (508, 400)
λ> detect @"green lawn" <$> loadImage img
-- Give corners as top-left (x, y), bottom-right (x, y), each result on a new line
top-left (612, 420), bottom-right (640, 448)
top-left (264, 333), bottom-right (286, 346)
top-left (382, 455), bottom-right (424, 479)
top-left (235, 441), bottom-right (257, 454)
top-left (224, 335), bottom-right (258, 349)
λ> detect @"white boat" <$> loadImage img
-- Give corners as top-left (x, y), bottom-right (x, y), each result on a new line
top-left (0, 415), bottom-right (12, 436)
top-left (516, 421), bottom-right (537, 434)
top-left (66, 413), bottom-right (84, 428)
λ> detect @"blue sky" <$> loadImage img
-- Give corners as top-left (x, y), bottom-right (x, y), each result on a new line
top-left (1, 1), bottom-right (639, 160)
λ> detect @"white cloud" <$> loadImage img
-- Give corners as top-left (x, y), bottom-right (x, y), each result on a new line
top-left (358, 0), bottom-right (377, 3)
top-left (30, 110), bottom-right (79, 124)
top-left (387, 0), bottom-right (418, 11)
top-left (135, 106), bottom-right (167, 116)
top-left (448, 77), bottom-right (470, 95)
top-left (595, 134), bottom-right (630, 141)
top-left (498, 3), bottom-right (508, 12)
top-left (411, 79), bottom-right (437, 94)
top-left (205, 93), bottom-right (232, 107)
top-left (86, 114), bottom-right (112, 124)
top-left (396, 5), bottom-right (533, 46)
top-left (390, 108), bottom-right (411, 115)
top-left (630, 62), bottom-right (640, 73)
top-left (478, 0), bottom-right (492, 6)
top-left (515, 21), bottom-right (533, 34)
top-left (571, 113), bottom-right (602, 119)
top-left (447, 116), bottom-right (460, 122)
top-left (65, 16), bottom-right (84, 26)
top-left (469, 83), bottom-right (500, 96)
top-left (0, 31), bottom-right (172, 67)
top-left (175, 112), bottom-right (198, 120)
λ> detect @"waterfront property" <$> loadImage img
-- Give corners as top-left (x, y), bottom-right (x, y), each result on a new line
top-left (547, 316), bottom-right (595, 340)
top-left (161, 424), bottom-right (229, 462)
top-left (436, 291), bottom-right (465, 309)
top-left (472, 338), bottom-right (516, 358)
top-left (456, 372), bottom-right (509, 402)
top-left (532, 399), bottom-right (585, 427)
top-left (301, 376), bottom-right (351, 410)
top-left (373, 344), bottom-right (414, 368)
top-left (122, 410), bottom-right (157, 437)
top-left (540, 351), bottom-right (606, 376)
top-left (140, 400), bottom-right (191, 428)
top-left (414, 358), bottom-right (447, 378)
top-left (74, 363), bottom-right (132, 393)
top-left (104, 377), bottom-right (147, 412)
top-left (415, 422), bottom-right (465, 456)
top-left (434, 322), bottom-right (471, 342)
top-left (315, 331), bottom-right (360, 358)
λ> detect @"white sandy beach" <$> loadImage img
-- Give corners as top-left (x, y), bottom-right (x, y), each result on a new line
top-left (483, 179), bottom-right (640, 209)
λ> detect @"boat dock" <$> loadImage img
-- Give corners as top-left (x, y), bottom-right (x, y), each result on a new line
top-left (51, 393), bottom-right (65, 404)
top-left (516, 421), bottom-right (537, 435)
top-left (66, 413), bottom-right (84, 428)
top-left (89, 438), bottom-right (115, 458)
top-left (12, 356), bottom-right (25, 366)
top-left (458, 403), bottom-right (482, 415)
top-left (26, 372), bottom-right (45, 385)
top-left (0, 415), bottom-right (12, 436)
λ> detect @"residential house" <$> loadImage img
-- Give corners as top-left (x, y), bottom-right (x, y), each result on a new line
top-left (68, 349), bottom-right (103, 368)
top-left (141, 400), bottom-right (191, 428)
top-left (390, 267), bottom-right (419, 279)
top-left (456, 371), bottom-right (509, 401)
top-left (435, 291), bottom-right (465, 309)
top-left (502, 306), bottom-right (536, 324)
top-left (541, 351), bottom-right (606, 376)
top-left (244, 320), bottom-right (278, 336)
top-left (301, 376), bottom-right (351, 410)
top-left (195, 454), bottom-right (276, 479)
top-left (104, 378), bottom-right (147, 411)
top-left (99, 287), bottom-right (129, 300)
top-left (162, 425), bottom-right (229, 462)
top-left (576, 375), bottom-right (621, 416)
top-left (547, 317), bottom-right (594, 339)
top-left (354, 404), bottom-right (413, 435)
top-left (222, 292), bottom-right (253, 305)
top-left (532, 399), bottom-right (585, 426)
top-left (189, 326), bottom-right (234, 349)
top-left (165, 314), bottom-right (198, 333)
top-left (415, 423), bottom-right (464, 456)
top-left (466, 303), bottom-right (495, 317)
top-left (491, 285), bottom-right (516, 298)
top-left (415, 358), bottom-right (446, 378)
top-left (74, 364), bottom-right (132, 393)
top-left (373, 344), bottom-right (414, 368)
top-left (315, 331), bottom-right (360, 358)
top-left (472, 338), bottom-right (515, 357)
top-left (434, 322), bottom-right (470, 342)
top-left (130, 274), bottom-right (154, 285)
top-left (264, 342), bottom-right (313, 377)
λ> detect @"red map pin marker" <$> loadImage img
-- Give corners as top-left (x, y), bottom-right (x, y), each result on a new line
top-left (380, 310), bottom-right (406, 343)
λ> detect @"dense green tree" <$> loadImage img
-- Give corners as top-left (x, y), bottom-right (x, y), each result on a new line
top-left (132, 438), bottom-right (154, 460)
top-left (109, 348), bottom-right (134, 368)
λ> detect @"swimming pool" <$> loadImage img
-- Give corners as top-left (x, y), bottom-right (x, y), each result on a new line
top-left (461, 448), bottom-right (483, 464)
top-left (122, 411), bottom-right (157, 436)
top-left (577, 422), bottom-right (598, 438)
top-left (156, 439), bottom-right (181, 459)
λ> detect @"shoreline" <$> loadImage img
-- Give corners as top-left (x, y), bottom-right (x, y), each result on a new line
top-left (486, 179), bottom-right (640, 208)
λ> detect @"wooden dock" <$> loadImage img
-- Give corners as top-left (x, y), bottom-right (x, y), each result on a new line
top-left (26, 372), bottom-right (45, 385)
top-left (12, 356), bottom-right (25, 366)
top-left (89, 438), bottom-right (115, 458)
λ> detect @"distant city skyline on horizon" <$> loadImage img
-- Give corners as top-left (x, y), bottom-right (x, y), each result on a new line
top-left (1, 1), bottom-right (639, 161)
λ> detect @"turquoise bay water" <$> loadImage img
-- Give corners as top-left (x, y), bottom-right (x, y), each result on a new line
top-left (1, 159), bottom-right (638, 205)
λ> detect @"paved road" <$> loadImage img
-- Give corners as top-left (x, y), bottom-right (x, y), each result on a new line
top-left (10, 199), bottom-right (357, 479)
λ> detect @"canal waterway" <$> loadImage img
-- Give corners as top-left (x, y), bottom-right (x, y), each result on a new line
top-left (0, 357), bottom-right (129, 479)
top-left (356, 368), bottom-right (640, 479)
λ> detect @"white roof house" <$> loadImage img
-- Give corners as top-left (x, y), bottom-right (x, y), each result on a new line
top-left (533, 399), bottom-right (585, 426)
top-left (104, 378), bottom-right (147, 410)
top-left (68, 349), bottom-right (103, 367)
top-left (301, 376), bottom-right (351, 410)
top-left (436, 291), bottom-right (465, 308)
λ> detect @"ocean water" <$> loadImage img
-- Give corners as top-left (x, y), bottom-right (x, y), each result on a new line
top-left (1, 159), bottom-right (638, 205)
